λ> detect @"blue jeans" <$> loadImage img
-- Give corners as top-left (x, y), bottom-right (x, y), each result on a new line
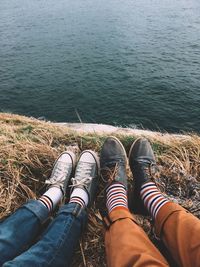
top-left (0, 200), bottom-right (87, 267)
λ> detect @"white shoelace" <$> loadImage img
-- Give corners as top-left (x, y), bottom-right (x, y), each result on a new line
top-left (45, 162), bottom-right (70, 186)
top-left (70, 162), bottom-right (93, 188)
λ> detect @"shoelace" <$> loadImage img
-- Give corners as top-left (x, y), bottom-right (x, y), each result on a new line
top-left (45, 161), bottom-right (70, 185)
top-left (70, 162), bottom-right (93, 188)
top-left (101, 163), bottom-right (119, 183)
top-left (140, 161), bottom-right (157, 177)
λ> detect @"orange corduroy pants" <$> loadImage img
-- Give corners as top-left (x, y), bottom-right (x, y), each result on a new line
top-left (104, 203), bottom-right (200, 267)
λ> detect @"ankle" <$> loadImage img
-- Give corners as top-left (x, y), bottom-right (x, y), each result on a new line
top-left (69, 187), bottom-right (89, 208)
top-left (106, 182), bottom-right (128, 214)
top-left (140, 181), bottom-right (170, 219)
top-left (38, 186), bottom-right (63, 212)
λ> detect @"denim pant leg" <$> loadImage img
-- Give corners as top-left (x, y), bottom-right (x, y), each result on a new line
top-left (0, 200), bottom-right (49, 265)
top-left (3, 203), bottom-right (87, 267)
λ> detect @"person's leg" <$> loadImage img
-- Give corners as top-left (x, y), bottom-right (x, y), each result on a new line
top-left (0, 200), bottom-right (49, 265)
top-left (3, 203), bottom-right (87, 267)
top-left (129, 137), bottom-right (200, 267)
top-left (101, 137), bottom-right (169, 267)
top-left (105, 209), bottom-right (169, 267)
top-left (0, 151), bottom-right (76, 265)
top-left (154, 202), bottom-right (200, 267)
top-left (3, 150), bottom-right (99, 267)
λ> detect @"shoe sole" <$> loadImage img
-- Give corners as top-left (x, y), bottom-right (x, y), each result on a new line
top-left (78, 150), bottom-right (100, 176)
top-left (104, 136), bottom-right (128, 166)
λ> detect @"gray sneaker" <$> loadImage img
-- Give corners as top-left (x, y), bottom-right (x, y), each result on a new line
top-left (45, 151), bottom-right (76, 195)
top-left (129, 137), bottom-right (157, 189)
top-left (128, 137), bottom-right (157, 214)
top-left (99, 137), bottom-right (128, 219)
top-left (100, 136), bottom-right (128, 189)
top-left (70, 150), bottom-right (100, 206)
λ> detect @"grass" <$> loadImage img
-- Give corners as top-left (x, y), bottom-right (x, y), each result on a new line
top-left (0, 113), bottom-right (200, 266)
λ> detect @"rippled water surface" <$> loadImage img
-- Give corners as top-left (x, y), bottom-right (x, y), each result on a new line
top-left (0, 0), bottom-right (200, 132)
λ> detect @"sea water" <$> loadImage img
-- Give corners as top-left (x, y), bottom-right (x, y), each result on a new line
top-left (0, 0), bottom-right (200, 132)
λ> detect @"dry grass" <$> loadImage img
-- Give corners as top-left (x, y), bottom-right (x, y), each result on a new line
top-left (0, 113), bottom-right (200, 266)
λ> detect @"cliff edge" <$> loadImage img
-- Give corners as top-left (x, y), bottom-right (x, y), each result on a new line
top-left (0, 113), bottom-right (199, 266)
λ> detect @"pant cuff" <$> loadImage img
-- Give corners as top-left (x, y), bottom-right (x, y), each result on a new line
top-left (58, 202), bottom-right (87, 217)
top-left (104, 208), bottom-right (137, 228)
top-left (24, 200), bottom-right (49, 224)
top-left (154, 202), bottom-right (186, 238)
top-left (58, 202), bottom-right (88, 231)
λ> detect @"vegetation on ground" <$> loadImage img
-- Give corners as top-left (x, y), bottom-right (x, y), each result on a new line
top-left (0, 113), bottom-right (199, 266)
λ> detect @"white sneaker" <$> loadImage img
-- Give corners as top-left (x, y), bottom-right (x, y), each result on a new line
top-left (45, 151), bottom-right (76, 194)
top-left (70, 150), bottom-right (100, 206)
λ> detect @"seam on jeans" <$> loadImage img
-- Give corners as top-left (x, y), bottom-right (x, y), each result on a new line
top-left (46, 210), bottom-right (85, 266)
top-left (46, 215), bottom-right (75, 266)
top-left (71, 204), bottom-right (82, 217)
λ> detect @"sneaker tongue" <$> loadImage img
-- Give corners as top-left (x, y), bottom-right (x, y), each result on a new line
top-left (70, 176), bottom-right (92, 193)
top-left (137, 157), bottom-right (155, 164)
top-left (133, 161), bottom-right (156, 188)
top-left (106, 162), bottom-right (117, 168)
top-left (50, 173), bottom-right (66, 183)
top-left (106, 159), bottom-right (125, 168)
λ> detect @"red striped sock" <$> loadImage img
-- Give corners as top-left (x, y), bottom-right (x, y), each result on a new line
top-left (106, 183), bottom-right (128, 213)
top-left (140, 182), bottom-right (169, 219)
top-left (38, 195), bottom-right (53, 212)
top-left (69, 196), bottom-right (85, 208)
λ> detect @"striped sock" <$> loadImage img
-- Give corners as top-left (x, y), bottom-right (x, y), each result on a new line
top-left (106, 183), bottom-right (128, 213)
top-left (69, 188), bottom-right (88, 208)
top-left (140, 182), bottom-right (170, 219)
top-left (38, 187), bottom-right (63, 212)
top-left (69, 196), bottom-right (85, 208)
top-left (38, 195), bottom-right (54, 212)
